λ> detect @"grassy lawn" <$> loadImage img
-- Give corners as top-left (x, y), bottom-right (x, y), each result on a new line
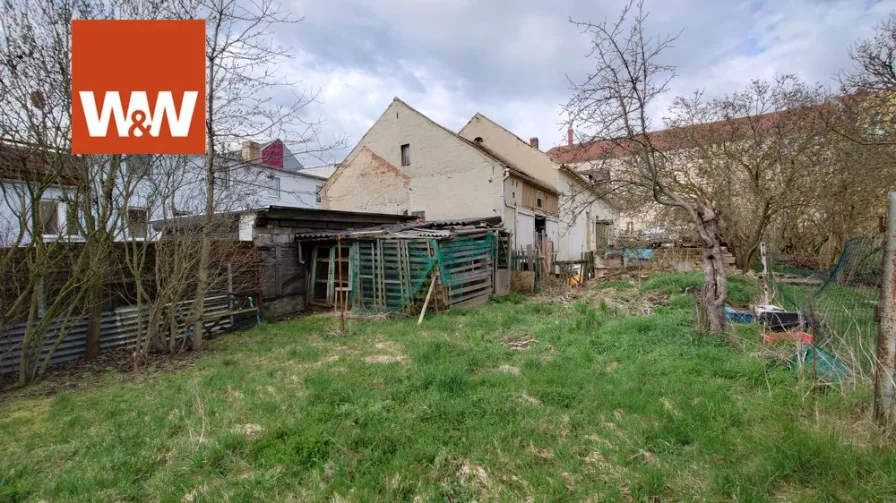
top-left (2, 273), bottom-right (895, 501)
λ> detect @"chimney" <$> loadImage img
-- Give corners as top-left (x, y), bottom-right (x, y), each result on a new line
top-left (529, 137), bottom-right (539, 150)
top-left (241, 141), bottom-right (262, 164)
top-left (567, 127), bottom-right (574, 147)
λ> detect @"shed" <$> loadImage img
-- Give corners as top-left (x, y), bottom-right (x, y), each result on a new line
top-left (296, 217), bottom-right (506, 313)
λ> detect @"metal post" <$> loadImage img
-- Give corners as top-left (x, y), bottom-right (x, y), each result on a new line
top-left (874, 192), bottom-right (896, 427)
top-left (760, 242), bottom-right (770, 305)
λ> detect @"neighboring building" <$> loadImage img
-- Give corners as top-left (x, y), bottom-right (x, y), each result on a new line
top-left (0, 138), bottom-right (327, 246)
top-left (457, 113), bottom-right (616, 260)
top-left (319, 98), bottom-right (564, 251)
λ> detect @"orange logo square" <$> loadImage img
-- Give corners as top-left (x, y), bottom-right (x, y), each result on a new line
top-left (72, 20), bottom-right (206, 154)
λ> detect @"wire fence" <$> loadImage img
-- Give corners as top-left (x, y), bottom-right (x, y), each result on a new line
top-left (769, 235), bottom-right (883, 377)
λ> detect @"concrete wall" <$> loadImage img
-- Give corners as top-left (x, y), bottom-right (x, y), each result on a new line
top-left (458, 114), bottom-right (558, 191)
top-left (323, 99), bottom-right (502, 221)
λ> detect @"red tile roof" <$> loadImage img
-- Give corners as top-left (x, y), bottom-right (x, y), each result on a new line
top-left (547, 102), bottom-right (836, 165)
top-left (0, 140), bottom-right (82, 185)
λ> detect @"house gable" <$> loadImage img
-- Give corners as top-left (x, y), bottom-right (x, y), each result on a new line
top-left (320, 146), bottom-right (410, 215)
top-left (458, 113), bottom-right (558, 190)
top-left (328, 98), bottom-right (504, 221)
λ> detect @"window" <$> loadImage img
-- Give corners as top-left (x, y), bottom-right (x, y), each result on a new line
top-left (127, 208), bottom-right (148, 239)
top-left (65, 199), bottom-right (79, 236)
top-left (268, 176), bottom-right (280, 198)
top-left (38, 200), bottom-right (59, 236)
top-left (315, 184), bottom-right (323, 204)
top-left (400, 144), bottom-right (410, 166)
top-left (129, 154), bottom-right (152, 178)
top-left (536, 190), bottom-right (544, 209)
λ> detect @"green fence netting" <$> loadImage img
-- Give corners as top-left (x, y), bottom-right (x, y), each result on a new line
top-left (769, 235), bottom-right (883, 372)
top-left (351, 232), bottom-right (497, 313)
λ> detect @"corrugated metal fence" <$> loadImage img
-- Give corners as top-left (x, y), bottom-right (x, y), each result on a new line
top-left (0, 295), bottom-right (236, 375)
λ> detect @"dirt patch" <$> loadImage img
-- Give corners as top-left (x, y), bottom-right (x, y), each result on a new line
top-left (240, 424), bottom-right (264, 436)
top-left (660, 397), bottom-right (681, 416)
top-left (528, 444), bottom-right (556, 460)
top-left (498, 365), bottom-right (521, 375)
top-left (604, 361), bottom-right (620, 372)
top-left (363, 355), bottom-right (407, 364)
top-left (459, 460), bottom-right (491, 488)
top-left (374, 340), bottom-right (403, 352)
top-left (512, 393), bottom-right (542, 407)
top-left (503, 335), bottom-right (538, 350)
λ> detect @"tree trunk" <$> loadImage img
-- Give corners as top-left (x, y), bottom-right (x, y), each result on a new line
top-left (192, 51), bottom-right (217, 353)
top-left (695, 201), bottom-right (728, 337)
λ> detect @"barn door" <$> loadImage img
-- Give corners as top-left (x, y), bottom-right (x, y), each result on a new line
top-left (516, 211), bottom-right (535, 250)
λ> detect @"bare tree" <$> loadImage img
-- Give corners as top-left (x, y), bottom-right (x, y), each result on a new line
top-left (663, 76), bottom-right (832, 272)
top-left (170, 0), bottom-right (344, 351)
top-left (0, 0), bottom-right (131, 383)
top-left (564, 0), bottom-right (730, 335)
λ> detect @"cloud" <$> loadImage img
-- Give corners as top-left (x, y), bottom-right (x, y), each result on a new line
top-left (272, 0), bottom-right (896, 165)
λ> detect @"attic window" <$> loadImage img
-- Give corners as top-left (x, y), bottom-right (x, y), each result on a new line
top-left (474, 137), bottom-right (483, 144)
top-left (400, 144), bottom-right (410, 166)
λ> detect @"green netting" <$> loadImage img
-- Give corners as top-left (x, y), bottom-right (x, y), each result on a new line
top-left (350, 232), bottom-right (498, 313)
top-left (770, 235), bottom-right (882, 372)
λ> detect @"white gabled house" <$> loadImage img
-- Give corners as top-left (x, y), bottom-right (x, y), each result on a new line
top-left (319, 98), bottom-right (563, 252)
top-left (318, 98), bottom-right (617, 261)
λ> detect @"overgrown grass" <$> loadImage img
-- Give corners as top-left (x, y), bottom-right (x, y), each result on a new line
top-left (641, 271), bottom-right (759, 305)
top-left (1, 273), bottom-right (893, 501)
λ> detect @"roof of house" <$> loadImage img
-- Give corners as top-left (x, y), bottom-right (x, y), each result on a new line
top-left (300, 164), bottom-right (338, 179)
top-left (461, 137), bottom-right (559, 195)
top-left (546, 102), bottom-right (833, 164)
top-left (459, 112), bottom-right (560, 190)
top-left (0, 140), bottom-right (82, 186)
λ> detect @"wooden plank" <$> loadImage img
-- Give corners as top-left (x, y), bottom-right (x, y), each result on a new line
top-left (451, 293), bottom-right (490, 309)
top-left (444, 270), bottom-right (493, 284)
top-left (448, 279), bottom-right (493, 297)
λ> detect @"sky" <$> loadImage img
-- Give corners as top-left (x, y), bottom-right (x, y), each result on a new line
top-left (275, 0), bottom-right (896, 166)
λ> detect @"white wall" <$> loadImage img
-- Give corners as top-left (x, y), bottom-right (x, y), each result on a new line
top-left (323, 99), bottom-right (502, 221)
top-left (0, 153), bottom-right (324, 246)
top-left (558, 169), bottom-right (617, 260)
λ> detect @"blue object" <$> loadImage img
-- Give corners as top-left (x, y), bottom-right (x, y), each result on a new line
top-left (724, 306), bottom-right (754, 324)
top-left (791, 344), bottom-right (851, 383)
top-left (604, 247), bottom-right (654, 260)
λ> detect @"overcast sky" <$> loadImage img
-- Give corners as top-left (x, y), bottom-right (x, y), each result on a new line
top-left (276, 0), bottom-right (895, 166)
